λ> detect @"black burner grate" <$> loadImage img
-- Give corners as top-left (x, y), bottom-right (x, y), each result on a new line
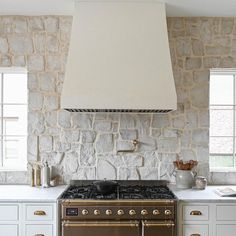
top-left (61, 184), bottom-right (176, 200)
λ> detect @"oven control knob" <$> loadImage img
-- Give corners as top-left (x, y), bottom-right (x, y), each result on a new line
top-left (165, 210), bottom-right (172, 216)
top-left (153, 209), bottom-right (160, 215)
top-left (82, 209), bottom-right (89, 215)
top-left (94, 210), bottom-right (100, 215)
top-left (106, 209), bottom-right (113, 215)
top-left (117, 210), bottom-right (124, 216)
top-left (141, 209), bottom-right (148, 216)
top-left (129, 210), bottom-right (136, 216)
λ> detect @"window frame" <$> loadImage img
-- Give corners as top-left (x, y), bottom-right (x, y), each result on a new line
top-left (210, 68), bottom-right (236, 172)
top-left (0, 67), bottom-right (28, 172)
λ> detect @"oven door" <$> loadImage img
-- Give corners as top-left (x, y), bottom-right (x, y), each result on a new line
top-left (62, 221), bottom-right (140, 236)
top-left (142, 220), bottom-right (175, 236)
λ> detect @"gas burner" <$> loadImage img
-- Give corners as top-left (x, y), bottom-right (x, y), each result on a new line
top-left (61, 183), bottom-right (176, 200)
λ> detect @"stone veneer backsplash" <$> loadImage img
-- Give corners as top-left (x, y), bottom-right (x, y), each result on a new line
top-left (0, 16), bottom-right (236, 184)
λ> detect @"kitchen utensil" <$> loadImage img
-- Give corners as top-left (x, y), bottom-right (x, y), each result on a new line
top-left (194, 176), bottom-right (207, 190)
top-left (93, 180), bottom-right (118, 195)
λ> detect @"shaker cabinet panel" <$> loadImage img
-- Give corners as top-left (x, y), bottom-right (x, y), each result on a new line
top-left (0, 205), bottom-right (19, 221)
top-left (0, 224), bottom-right (18, 236)
top-left (25, 224), bottom-right (53, 236)
top-left (183, 205), bottom-right (209, 221)
top-left (216, 225), bottom-right (236, 236)
top-left (216, 206), bottom-right (236, 221)
top-left (183, 224), bottom-right (208, 236)
top-left (25, 204), bottom-right (53, 221)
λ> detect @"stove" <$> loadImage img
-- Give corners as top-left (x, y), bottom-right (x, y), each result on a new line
top-left (61, 184), bottom-right (176, 200)
top-left (60, 180), bottom-right (177, 236)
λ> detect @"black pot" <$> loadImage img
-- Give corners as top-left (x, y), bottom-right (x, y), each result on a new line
top-left (93, 180), bottom-right (118, 195)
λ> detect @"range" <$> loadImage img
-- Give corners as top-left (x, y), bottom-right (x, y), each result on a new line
top-left (60, 180), bottom-right (177, 236)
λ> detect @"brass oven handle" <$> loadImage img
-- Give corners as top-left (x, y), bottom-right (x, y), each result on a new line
top-left (63, 221), bottom-right (139, 227)
top-left (142, 221), bottom-right (175, 228)
top-left (190, 210), bottom-right (202, 216)
top-left (191, 234), bottom-right (201, 236)
top-left (34, 210), bottom-right (46, 216)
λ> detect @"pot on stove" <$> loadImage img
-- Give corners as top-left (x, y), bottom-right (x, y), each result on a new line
top-left (93, 180), bottom-right (118, 195)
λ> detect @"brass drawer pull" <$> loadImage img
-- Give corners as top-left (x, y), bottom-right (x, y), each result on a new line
top-left (191, 234), bottom-right (201, 236)
top-left (34, 210), bottom-right (46, 216)
top-left (190, 210), bottom-right (202, 216)
top-left (34, 234), bottom-right (45, 236)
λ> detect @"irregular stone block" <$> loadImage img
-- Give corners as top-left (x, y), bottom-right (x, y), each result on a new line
top-left (96, 134), bottom-right (113, 153)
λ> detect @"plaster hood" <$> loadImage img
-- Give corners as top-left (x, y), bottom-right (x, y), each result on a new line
top-left (61, 1), bottom-right (177, 113)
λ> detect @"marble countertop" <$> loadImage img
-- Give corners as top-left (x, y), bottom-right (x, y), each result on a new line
top-left (171, 185), bottom-right (236, 202)
top-left (1, 184), bottom-right (236, 203)
top-left (0, 185), bottom-right (68, 202)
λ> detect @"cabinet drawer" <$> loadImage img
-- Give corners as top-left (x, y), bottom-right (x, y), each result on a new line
top-left (26, 224), bottom-right (53, 236)
top-left (216, 224), bottom-right (236, 236)
top-left (183, 205), bottom-right (209, 221)
top-left (183, 224), bottom-right (208, 236)
top-left (0, 224), bottom-right (18, 236)
top-left (216, 205), bottom-right (236, 221)
top-left (26, 205), bottom-right (53, 221)
top-left (0, 205), bottom-right (19, 221)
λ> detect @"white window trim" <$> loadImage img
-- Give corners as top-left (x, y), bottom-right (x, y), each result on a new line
top-left (210, 68), bottom-right (236, 172)
top-left (0, 67), bottom-right (28, 172)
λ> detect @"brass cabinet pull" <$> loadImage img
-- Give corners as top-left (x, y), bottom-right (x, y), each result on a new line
top-left (34, 210), bottom-right (46, 216)
top-left (34, 234), bottom-right (45, 236)
top-left (191, 234), bottom-right (201, 236)
top-left (190, 210), bottom-right (202, 216)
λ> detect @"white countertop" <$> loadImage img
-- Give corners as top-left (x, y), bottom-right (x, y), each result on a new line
top-left (171, 185), bottom-right (236, 202)
top-left (0, 184), bottom-right (236, 202)
top-left (0, 185), bottom-right (68, 202)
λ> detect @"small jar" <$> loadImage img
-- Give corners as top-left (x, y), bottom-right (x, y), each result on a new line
top-left (195, 176), bottom-right (207, 190)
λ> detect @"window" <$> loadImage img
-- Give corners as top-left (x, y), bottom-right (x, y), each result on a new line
top-left (0, 68), bottom-right (27, 171)
top-left (210, 69), bottom-right (236, 171)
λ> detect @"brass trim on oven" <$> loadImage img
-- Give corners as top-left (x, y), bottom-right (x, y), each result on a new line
top-left (63, 221), bottom-right (139, 227)
top-left (142, 220), bottom-right (175, 227)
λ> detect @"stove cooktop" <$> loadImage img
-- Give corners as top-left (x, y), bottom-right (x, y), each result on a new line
top-left (60, 184), bottom-right (176, 200)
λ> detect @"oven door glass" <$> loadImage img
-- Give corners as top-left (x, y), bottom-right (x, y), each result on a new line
top-left (62, 221), bottom-right (140, 236)
top-left (142, 220), bottom-right (175, 236)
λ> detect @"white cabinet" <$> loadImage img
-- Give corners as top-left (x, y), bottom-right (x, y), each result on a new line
top-left (216, 225), bottom-right (236, 236)
top-left (26, 224), bottom-right (53, 236)
top-left (25, 204), bottom-right (54, 221)
top-left (178, 202), bottom-right (236, 236)
top-left (183, 224), bottom-right (208, 236)
top-left (183, 205), bottom-right (209, 221)
top-left (0, 224), bottom-right (18, 236)
top-left (0, 202), bottom-right (57, 236)
top-left (0, 205), bottom-right (19, 221)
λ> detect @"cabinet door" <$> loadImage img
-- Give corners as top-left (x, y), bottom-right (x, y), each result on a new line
top-left (62, 221), bottom-right (139, 236)
top-left (142, 221), bottom-right (175, 236)
top-left (216, 225), bottom-right (236, 236)
top-left (26, 224), bottom-right (53, 236)
top-left (0, 224), bottom-right (18, 236)
top-left (25, 204), bottom-right (53, 221)
top-left (183, 224), bottom-right (208, 236)
top-left (0, 205), bottom-right (19, 221)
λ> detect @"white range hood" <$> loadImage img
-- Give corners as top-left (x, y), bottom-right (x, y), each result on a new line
top-left (61, 1), bottom-right (177, 113)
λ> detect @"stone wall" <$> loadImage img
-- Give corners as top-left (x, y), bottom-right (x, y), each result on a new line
top-left (0, 16), bottom-right (235, 184)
